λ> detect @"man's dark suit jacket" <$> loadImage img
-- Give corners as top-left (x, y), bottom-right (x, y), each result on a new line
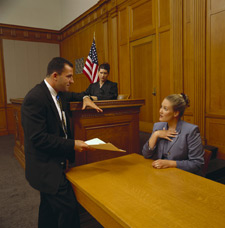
top-left (21, 81), bottom-right (83, 194)
top-left (84, 80), bottom-right (118, 100)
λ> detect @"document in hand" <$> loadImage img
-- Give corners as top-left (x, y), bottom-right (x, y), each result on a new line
top-left (85, 138), bottom-right (126, 152)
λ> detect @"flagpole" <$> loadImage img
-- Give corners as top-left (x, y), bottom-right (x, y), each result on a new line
top-left (94, 32), bottom-right (95, 40)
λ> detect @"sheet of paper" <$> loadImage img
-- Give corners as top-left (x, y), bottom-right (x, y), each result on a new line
top-left (85, 138), bottom-right (106, 145)
top-left (85, 138), bottom-right (126, 152)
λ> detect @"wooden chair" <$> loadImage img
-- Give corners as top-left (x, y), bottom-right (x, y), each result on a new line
top-left (202, 149), bottom-right (212, 177)
top-left (117, 94), bottom-right (130, 100)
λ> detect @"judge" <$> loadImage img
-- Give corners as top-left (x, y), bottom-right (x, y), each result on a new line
top-left (84, 63), bottom-right (118, 100)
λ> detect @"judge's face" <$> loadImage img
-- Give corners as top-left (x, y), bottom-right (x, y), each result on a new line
top-left (159, 99), bottom-right (178, 122)
top-left (98, 69), bottom-right (109, 83)
top-left (55, 64), bottom-right (74, 92)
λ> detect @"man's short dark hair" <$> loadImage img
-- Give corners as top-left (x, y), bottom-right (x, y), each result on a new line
top-left (98, 63), bottom-right (110, 74)
top-left (46, 57), bottom-right (73, 76)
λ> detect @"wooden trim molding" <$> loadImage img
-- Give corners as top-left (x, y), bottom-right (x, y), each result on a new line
top-left (0, 23), bottom-right (61, 43)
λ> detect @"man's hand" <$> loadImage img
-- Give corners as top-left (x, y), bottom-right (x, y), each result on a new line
top-left (82, 97), bottom-right (103, 112)
top-left (74, 140), bottom-right (96, 152)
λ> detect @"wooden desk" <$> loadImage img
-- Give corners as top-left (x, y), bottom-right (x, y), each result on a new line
top-left (70, 99), bottom-right (145, 166)
top-left (66, 153), bottom-right (225, 228)
top-left (10, 98), bottom-right (144, 168)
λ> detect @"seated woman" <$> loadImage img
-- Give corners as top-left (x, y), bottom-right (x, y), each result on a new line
top-left (84, 63), bottom-right (118, 100)
top-left (142, 93), bottom-right (204, 175)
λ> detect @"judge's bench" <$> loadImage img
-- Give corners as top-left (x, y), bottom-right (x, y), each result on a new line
top-left (10, 98), bottom-right (145, 168)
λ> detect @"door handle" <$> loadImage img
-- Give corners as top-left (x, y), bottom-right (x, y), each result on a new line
top-left (152, 87), bottom-right (156, 96)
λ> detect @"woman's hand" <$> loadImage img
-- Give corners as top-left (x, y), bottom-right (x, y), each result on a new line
top-left (156, 128), bottom-right (178, 141)
top-left (152, 159), bottom-right (177, 169)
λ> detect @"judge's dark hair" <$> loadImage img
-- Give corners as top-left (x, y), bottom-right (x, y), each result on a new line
top-left (98, 63), bottom-right (110, 73)
top-left (166, 93), bottom-right (190, 118)
top-left (46, 57), bottom-right (73, 76)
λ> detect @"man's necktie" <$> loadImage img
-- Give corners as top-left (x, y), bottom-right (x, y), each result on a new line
top-left (56, 94), bottom-right (68, 138)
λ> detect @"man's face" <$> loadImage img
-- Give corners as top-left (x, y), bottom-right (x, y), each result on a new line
top-left (55, 64), bottom-right (74, 92)
top-left (98, 69), bottom-right (109, 83)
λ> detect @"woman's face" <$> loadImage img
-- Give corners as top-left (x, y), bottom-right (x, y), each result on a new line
top-left (159, 99), bottom-right (178, 122)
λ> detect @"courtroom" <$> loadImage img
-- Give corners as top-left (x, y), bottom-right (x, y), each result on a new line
top-left (0, 0), bottom-right (225, 228)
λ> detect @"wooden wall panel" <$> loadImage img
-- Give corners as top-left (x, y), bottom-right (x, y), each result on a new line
top-left (183, 0), bottom-right (194, 116)
top-left (0, 108), bottom-right (7, 136)
top-left (210, 0), bottom-right (225, 11)
top-left (0, 39), bottom-right (8, 135)
top-left (206, 0), bottom-right (225, 157)
top-left (207, 10), bottom-right (225, 115)
top-left (6, 104), bottom-right (15, 134)
top-left (0, 39), bottom-right (6, 108)
top-left (118, 44), bottom-right (130, 94)
top-left (206, 118), bottom-right (225, 159)
top-left (103, 20), bottom-right (109, 63)
top-left (158, 30), bottom-right (171, 102)
top-left (171, 0), bottom-right (183, 94)
top-left (118, 7), bottom-right (129, 45)
top-left (108, 12), bottom-right (118, 83)
top-left (158, 0), bottom-right (170, 27)
top-left (183, 0), bottom-right (205, 145)
top-left (130, 36), bottom-right (156, 132)
top-left (129, 0), bottom-right (155, 40)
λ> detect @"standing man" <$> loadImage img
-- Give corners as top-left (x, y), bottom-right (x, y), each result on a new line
top-left (84, 63), bottom-right (118, 100)
top-left (21, 57), bottom-right (102, 228)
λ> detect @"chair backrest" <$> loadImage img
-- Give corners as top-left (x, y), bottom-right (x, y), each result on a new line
top-left (117, 94), bottom-right (130, 100)
top-left (202, 149), bottom-right (212, 176)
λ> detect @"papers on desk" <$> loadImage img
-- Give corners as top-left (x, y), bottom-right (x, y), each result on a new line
top-left (85, 138), bottom-right (126, 152)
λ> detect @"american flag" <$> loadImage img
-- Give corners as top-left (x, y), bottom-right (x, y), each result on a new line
top-left (83, 38), bottom-right (99, 83)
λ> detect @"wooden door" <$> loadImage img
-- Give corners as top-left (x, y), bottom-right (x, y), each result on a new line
top-left (130, 35), bottom-right (156, 132)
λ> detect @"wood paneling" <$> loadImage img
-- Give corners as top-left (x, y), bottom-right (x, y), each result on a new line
top-left (0, 108), bottom-right (7, 136)
top-left (0, 39), bottom-right (6, 108)
top-left (3, 0), bottom-right (225, 160)
top-left (206, 118), bottom-right (225, 159)
top-left (129, 0), bottom-right (155, 40)
top-left (118, 44), bottom-right (130, 94)
top-left (158, 30), bottom-right (171, 102)
top-left (183, 0), bottom-right (206, 142)
top-left (210, 0), bottom-right (225, 12)
top-left (108, 11), bottom-right (118, 83)
top-left (10, 99), bottom-right (25, 168)
top-left (0, 24), bottom-right (60, 43)
top-left (0, 39), bottom-right (8, 135)
top-left (118, 7), bottom-right (129, 45)
top-left (158, 0), bottom-right (170, 27)
top-left (130, 36), bottom-right (156, 132)
top-left (6, 104), bottom-right (15, 134)
top-left (183, 0), bottom-right (194, 116)
top-left (207, 10), bottom-right (225, 115)
top-left (206, 0), bottom-right (225, 157)
top-left (171, 0), bottom-right (183, 94)
top-left (11, 98), bottom-right (144, 167)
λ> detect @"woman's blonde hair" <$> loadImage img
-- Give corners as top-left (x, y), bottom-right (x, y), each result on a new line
top-left (165, 93), bottom-right (190, 118)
